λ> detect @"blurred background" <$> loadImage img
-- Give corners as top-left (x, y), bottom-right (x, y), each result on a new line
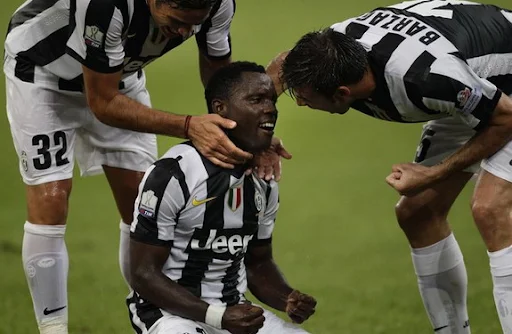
top-left (1, 0), bottom-right (509, 332)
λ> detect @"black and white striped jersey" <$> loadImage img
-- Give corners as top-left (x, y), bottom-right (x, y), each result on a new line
top-left (130, 143), bottom-right (278, 307)
top-left (333, 0), bottom-right (512, 130)
top-left (4, 0), bottom-right (234, 91)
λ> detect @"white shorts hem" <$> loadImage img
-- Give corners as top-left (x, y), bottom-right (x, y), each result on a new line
top-left (481, 161), bottom-right (512, 184)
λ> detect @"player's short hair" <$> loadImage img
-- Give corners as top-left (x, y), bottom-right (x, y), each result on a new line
top-left (156, 0), bottom-right (218, 9)
top-left (205, 61), bottom-right (266, 114)
top-left (282, 28), bottom-right (369, 98)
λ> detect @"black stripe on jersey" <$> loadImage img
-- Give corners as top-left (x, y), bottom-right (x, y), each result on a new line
top-left (131, 157), bottom-right (189, 247)
top-left (116, 0), bottom-right (129, 36)
top-left (220, 253), bottom-right (244, 306)
top-left (219, 177), bottom-right (259, 305)
top-left (123, 0), bottom-right (150, 56)
top-left (403, 0), bottom-right (431, 11)
top-left (15, 26), bottom-right (69, 83)
top-left (195, 0), bottom-right (233, 60)
top-left (69, 0), bottom-right (123, 73)
top-left (404, 51), bottom-right (441, 115)
top-left (58, 75), bottom-right (84, 92)
top-left (178, 169), bottom-right (231, 297)
top-left (382, 5), bottom-right (512, 59)
top-left (243, 177), bottom-right (261, 238)
top-left (422, 73), bottom-right (501, 131)
top-left (488, 75), bottom-right (512, 97)
top-left (364, 33), bottom-right (406, 122)
top-left (345, 22), bottom-right (369, 40)
top-left (7, 0), bottom-right (60, 34)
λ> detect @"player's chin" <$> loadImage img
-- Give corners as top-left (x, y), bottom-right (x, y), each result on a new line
top-left (256, 131), bottom-right (274, 149)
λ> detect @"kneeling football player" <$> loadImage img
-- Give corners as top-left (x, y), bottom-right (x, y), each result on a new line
top-left (127, 61), bottom-right (316, 334)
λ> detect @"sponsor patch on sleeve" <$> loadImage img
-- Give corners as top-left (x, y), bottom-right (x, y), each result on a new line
top-left (84, 25), bottom-right (105, 48)
top-left (139, 190), bottom-right (158, 218)
top-left (457, 86), bottom-right (482, 115)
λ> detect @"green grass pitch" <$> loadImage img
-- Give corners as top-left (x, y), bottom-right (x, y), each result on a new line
top-left (0, 0), bottom-right (509, 332)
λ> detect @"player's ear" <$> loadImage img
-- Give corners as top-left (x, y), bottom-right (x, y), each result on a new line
top-left (212, 99), bottom-right (228, 116)
top-left (333, 86), bottom-right (350, 101)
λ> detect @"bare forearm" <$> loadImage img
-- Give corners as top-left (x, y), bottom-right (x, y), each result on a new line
top-left (435, 123), bottom-right (512, 180)
top-left (199, 55), bottom-right (231, 87)
top-left (98, 93), bottom-right (188, 137)
top-left (132, 270), bottom-right (209, 322)
top-left (247, 260), bottom-right (293, 312)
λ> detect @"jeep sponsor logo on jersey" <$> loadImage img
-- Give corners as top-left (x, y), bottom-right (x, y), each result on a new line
top-left (186, 224), bottom-right (258, 260)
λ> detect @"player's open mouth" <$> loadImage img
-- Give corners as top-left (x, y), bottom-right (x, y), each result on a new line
top-left (259, 122), bottom-right (275, 132)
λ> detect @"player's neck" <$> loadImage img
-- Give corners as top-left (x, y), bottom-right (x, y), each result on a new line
top-left (351, 66), bottom-right (376, 99)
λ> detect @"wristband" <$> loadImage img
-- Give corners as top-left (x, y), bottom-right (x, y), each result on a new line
top-left (184, 115), bottom-right (192, 139)
top-left (205, 304), bottom-right (226, 329)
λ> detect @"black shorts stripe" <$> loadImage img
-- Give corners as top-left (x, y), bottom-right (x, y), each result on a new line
top-left (8, 0), bottom-right (60, 34)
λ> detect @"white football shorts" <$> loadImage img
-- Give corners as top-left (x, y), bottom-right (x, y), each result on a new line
top-left (129, 306), bottom-right (309, 334)
top-left (5, 59), bottom-right (157, 185)
top-left (414, 108), bottom-right (512, 182)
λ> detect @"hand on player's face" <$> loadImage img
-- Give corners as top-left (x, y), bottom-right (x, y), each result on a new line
top-left (222, 303), bottom-right (265, 334)
top-left (246, 136), bottom-right (292, 181)
top-left (385, 163), bottom-right (439, 196)
top-left (187, 114), bottom-right (253, 169)
top-left (285, 290), bottom-right (317, 324)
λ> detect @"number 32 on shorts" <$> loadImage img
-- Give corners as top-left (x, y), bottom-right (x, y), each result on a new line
top-left (31, 131), bottom-right (69, 170)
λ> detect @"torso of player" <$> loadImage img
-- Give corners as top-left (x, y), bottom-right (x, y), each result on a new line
top-left (334, 0), bottom-right (512, 123)
top-left (146, 144), bottom-right (274, 271)
top-left (173, 174), bottom-right (267, 264)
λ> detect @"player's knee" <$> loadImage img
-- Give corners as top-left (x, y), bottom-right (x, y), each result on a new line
top-left (394, 197), bottom-right (446, 231)
top-left (470, 195), bottom-right (502, 226)
top-left (26, 181), bottom-right (72, 225)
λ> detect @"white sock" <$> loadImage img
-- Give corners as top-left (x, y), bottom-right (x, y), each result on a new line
top-left (23, 222), bottom-right (68, 334)
top-left (489, 245), bottom-right (512, 334)
top-left (411, 234), bottom-right (470, 333)
top-left (119, 221), bottom-right (132, 288)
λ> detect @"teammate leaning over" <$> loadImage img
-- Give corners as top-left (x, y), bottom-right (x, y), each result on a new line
top-left (128, 61), bottom-right (316, 334)
top-left (4, 0), bottom-right (290, 332)
top-left (271, 1), bottom-right (512, 333)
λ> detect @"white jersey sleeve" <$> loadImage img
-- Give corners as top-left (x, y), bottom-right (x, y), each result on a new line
top-left (131, 159), bottom-right (188, 246)
top-left (418, 55), bottom-right (502, 130)
top-left (66, 0), bottom-right (127, 73)
top-left (195, 0), bottom-right (235, 59)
